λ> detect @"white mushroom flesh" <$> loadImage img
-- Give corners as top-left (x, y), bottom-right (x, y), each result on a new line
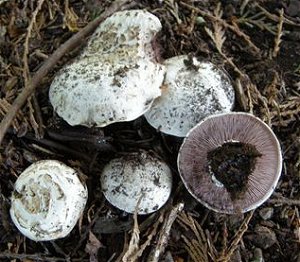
top-left (144, 55), bottom-right (235, 137)
top-left (10, 160), bottom-right (88, 241)
top-left (49, 10), bottom-right (165, 127)
top-left (101, 151), bottom-right (172, 214)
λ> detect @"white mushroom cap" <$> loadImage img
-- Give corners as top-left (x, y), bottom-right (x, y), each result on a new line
top-left (49, 53), bottom-right (165, 127)
top-left (144, 55), bottom-right (235, 137)
top-left (10, 160), bottom-right (88, 241)
top-left (82, 10), bottom-right (162, 60)
top-left (49, 10), bottom-right (165, 127)
top-left (101, 151), bottom-right (172, 214)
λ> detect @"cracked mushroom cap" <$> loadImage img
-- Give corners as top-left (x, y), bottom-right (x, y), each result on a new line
top-left (82, 9), bottom-right (162, 60)
top-left (49, 53), bottom-right (165, 127)
top-left (177, 112), bottom-right (282, 214)
top-left (101, 151), bottom-right (172, 214)
top-left (49, 9), bottom-right (165, 127)
top-left (10, 160), bottom-right (88, 241)
top-left (144, 55), bottom-right (235, 137)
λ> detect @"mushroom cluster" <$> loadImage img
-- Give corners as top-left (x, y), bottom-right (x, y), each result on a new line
top-left (49, 10), bottom-right (235, 137)
top-left (10, 160), bottom-right (88, 241)
top-left (49, 10), bottom-right (165, 127)
top-left (9, 8), bottom-right (284, 244)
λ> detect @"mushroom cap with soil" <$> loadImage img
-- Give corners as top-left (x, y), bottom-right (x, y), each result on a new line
top-left (10, 160), bottom-right (88, 241)
top-left (49, 53), bottom-right (165, 127)
top-left (49, 10), bottom-right (165, 127)
top-left (82, 9), bottom-right (162, 61)
top-left (144, 55), bottom-right (235, 137)
top-left (177, 112), bottom-right (282, 214)
top-left (101, 151), bottom-right (172, 214)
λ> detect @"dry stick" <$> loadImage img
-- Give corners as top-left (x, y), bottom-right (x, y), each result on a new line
top-left (122, 196), bottom-right (143, 262)
top-left (0, 0), bottom-right (133, 145)
top-left (23, 0), bottom-right (45, 84)
top-left (217, 210), bottom-right (254, 262)
top-left (147, 203), bottom-right (184, 262)
top-left (272, 8), bottom-right (284, 58)
top-left (254, 3), bottom-right (300, 27)
top-left (268, 197), bottom-right (300, 206)
top-left (0, 252), bottom-right (66, 262)
top-left (32, 94), bottom-right (45, 138)
top-left (23, 0), bottom-right (45, 138)
top-left (180, 1), bottom-right (261, 54)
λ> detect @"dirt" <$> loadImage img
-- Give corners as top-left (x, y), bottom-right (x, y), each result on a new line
top-left (207, 142), bottom-right (262, 200)
top-left (0, 0), bottom-right (300, 262)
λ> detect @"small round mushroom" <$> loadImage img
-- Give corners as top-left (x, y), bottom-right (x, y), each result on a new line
top-left (10, 160), bottom-right (88, 241)
top-left (144, 55), bottom-right (235, 137)
top-left (177, 112), bottom-right (282, 214)
top-left (49, 10), bottom-right (165, 127)
top-left (101, 151), bottom-right (172, 214)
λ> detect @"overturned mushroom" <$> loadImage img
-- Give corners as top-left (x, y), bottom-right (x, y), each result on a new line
top-left (49, 10), bottom-right (165, 127)
top-left (144, 55), bottom-right (235, 137)
top-left (10, 160), bottom-right (88, 241)
top-left (177, 112), bottom-right (282, 214)
top-left (101, 151), bottom-right (172, 214)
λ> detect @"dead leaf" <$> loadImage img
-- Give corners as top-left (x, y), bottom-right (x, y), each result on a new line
top-left (85, 231), bottom-right (103, 262)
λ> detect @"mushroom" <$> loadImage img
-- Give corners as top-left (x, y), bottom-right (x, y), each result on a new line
top-left (49, 10), bottom-right (165, 127)
top-left (10, 160), bottom-right (88, 241)
top-left (81, 9), bottom-right (162, 61)
top-left (49, 54), bottom-right (164, 127)
top-left (144, 55), bottom-right (235, 137)
top-left (177, 112), bottom-right (282, 214)
top-left (101, 151), bottom-right (172, 214)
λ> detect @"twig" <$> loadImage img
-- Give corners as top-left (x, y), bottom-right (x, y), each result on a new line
top-left (27, 97), bottom-right (40, 138)
top-left (31, 94), bottom-right (45, 138)
top-left (134, 213), bottom-right (163, 259)
top-left (0, 252), bottom-right (66, 262)
top-left (205, 229), bottom-right (218, 261)
top-left (0, 99), bottom-right (28, 131)
top-left (254, 3), bottom-right (300, 27)
top-left (240, 0), bottom-right (251, 15)
top-left (272, 9), bottom-right (284, 58)
top-left (234, 78), bottom-right (249, 111)
top-left (180, 1), bottom-right (261, 54)
top-left (0, 193), bottom-right (11, 232)
top-left (0, 0), bottom-right (134, 145)
top-left (202, 4), bottom-right (244, 77)
top-left (177, 212), bottom-right (211, 262)
top-left (23, 134), bottom-right (92, 161)
top-left (23, 0), bottom-right (45, 88)
top-left (217, 210), bottom-right (254, 262)
top-left (268, 197), bottom-right (300, 206)
top-left (147, 203), bottom-right (184, 262)
top-left (122, 196), bottom-right (142, 262)
top-left (22, 0), bottom-right (45, 138)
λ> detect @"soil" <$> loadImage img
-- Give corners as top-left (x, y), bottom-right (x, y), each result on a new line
top-left (207, 142), bottom-right (262, 200)
top-left (0, 0), bottom-right (300, 262)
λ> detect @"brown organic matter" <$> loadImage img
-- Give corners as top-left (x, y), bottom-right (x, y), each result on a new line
top-left (207, 142), bottom-right (262, 200)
